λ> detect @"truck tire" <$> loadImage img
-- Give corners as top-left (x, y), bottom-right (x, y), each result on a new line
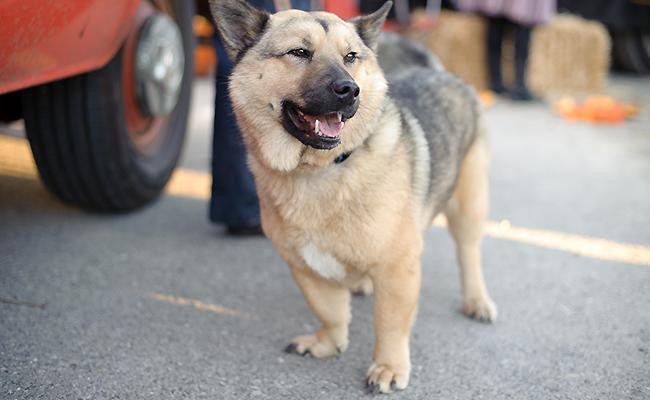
top-left (22, 0), bottom-right (194, 212)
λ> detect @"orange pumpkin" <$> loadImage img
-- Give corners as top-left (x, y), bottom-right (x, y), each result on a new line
top-left (193, 16), bottom-right (217, 77)
top-left (195, 45), bottom-right (216, 77)
top-left (479, 90), bottom-right (495, 107)
top-left (553, 96), bottom-right (578, 118)
top-left (553, 95), bottom-right (637, 124)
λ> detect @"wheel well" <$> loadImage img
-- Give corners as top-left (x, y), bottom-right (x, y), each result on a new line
top-left (0, 92), bottom-right (23, 123)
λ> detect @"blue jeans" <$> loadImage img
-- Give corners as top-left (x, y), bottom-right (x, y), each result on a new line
top-left (210, 0), bottom-right (312, 226)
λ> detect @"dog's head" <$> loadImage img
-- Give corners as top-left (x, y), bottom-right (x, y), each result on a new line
top-left (209, 0), bottom-right (391, 171)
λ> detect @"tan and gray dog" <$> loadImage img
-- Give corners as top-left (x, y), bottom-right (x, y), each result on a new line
top-left (209, 0), bottom-right (497, 393)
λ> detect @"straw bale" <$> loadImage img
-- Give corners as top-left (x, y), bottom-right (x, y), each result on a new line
top-left (527, 14), bottom-right (611, 95)
top-left (408, 11), bottom-right (489, 90)
top-left (409, 11), bottom-right (610, 96)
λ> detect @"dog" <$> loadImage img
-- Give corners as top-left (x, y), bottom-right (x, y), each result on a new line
top-left (209, 0), bottom-right (497, 393)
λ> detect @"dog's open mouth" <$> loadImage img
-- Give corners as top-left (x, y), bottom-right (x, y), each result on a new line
top-left (282, 102), bottom-right (349, 150)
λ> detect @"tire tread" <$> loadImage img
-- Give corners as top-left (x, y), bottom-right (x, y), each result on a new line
top-left (21, 0), bottom-right (194, 212)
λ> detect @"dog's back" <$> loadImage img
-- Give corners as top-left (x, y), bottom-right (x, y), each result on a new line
top-left (387, 65), bottom-right (482, 226)
top-left (377, 32), bottom-right (444, 74)
top-left (376, 33), bottom-right (482, 224)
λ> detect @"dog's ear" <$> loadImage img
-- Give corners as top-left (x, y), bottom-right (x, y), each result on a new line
top-left (348, 1), bottom-right (392, 52)
top-left (208, 0), bottom-right (270, 61)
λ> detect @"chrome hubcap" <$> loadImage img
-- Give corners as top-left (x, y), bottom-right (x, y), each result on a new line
top-left (135, 13), bottom-right (184, 117)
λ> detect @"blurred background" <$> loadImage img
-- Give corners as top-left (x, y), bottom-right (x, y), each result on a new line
top-left (0, 1), bottom-right (648, 399)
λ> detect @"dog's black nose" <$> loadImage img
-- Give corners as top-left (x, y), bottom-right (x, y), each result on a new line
top-left (331, 79), bottom-right (360, 104)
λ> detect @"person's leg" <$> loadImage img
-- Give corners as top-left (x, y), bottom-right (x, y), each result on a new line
top-left (511, 22), bottom-right (534, 101)
top-left (290, 0), bottom-right (312, 11)
top-left (486, 16), bottom-right (507, 94)
top-left (210, 35), bottom-right (261, 234)
top-left (210, 0), bottom-right (312, 235)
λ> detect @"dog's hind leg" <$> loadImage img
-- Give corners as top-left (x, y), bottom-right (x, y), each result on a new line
top-left (444, 134), bottom-right (498, 322)
top-left (284, 264), bottom-right (351, 358)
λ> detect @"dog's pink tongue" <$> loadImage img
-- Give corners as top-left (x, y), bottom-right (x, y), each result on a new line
top-left (317, 115), bottom-right (344, 138)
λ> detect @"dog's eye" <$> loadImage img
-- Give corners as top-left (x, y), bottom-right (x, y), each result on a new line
top-left (288, 48), bottom-right (312, 59)
top-left (344, 52), bottom-right (357, 64)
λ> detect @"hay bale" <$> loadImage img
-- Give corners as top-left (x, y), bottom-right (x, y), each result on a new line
top-left (408, 11), bottom-right (611, 96)
top-left (408, 10), bottom-right (489, 90)
top-left (527, 14), bottom-right (611, 96)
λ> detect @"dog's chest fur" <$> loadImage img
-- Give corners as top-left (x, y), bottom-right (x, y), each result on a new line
top-left (255, 136), bottom-right (411, 280)
top-left (255, 70), bottom-right (480, 281)
top-left (300, 243), bottom-right (346, 280)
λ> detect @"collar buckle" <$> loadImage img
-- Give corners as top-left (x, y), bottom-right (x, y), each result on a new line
top-left (333, 151), bottom-right (351, 164)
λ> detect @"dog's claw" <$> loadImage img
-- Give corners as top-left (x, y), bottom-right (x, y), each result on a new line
top-left (467, 310), bottom-right (494, 324)
top-left (366, 362), bottom-right (408, 393)
top-left (285, 334), bottom-right (344, 358)
top-left (365, 379), bottom-right (399, 395)
top-left (284, 342), bottom-right (314, 357)
top-left (366, 380), bottom-right (381, 395)
top-left (284, 343), bottom-right (298, 354)
top-left (463, 297), bottom-right (498, 323)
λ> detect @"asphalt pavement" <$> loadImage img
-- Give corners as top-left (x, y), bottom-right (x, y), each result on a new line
top-left (1, 76), bottom-right (649, 399)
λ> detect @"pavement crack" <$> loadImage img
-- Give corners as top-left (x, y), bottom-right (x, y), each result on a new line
top-left (0, 296), bottom-right (46, 309)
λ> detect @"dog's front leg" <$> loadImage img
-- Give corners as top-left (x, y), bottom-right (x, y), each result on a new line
top-left (367, 260), bottom-right (421, 394)
top-left (284, 263), bottom-right (351, 358)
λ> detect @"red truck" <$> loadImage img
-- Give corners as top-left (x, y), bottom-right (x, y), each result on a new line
top-left (0, 0), bottom-right (195, 211)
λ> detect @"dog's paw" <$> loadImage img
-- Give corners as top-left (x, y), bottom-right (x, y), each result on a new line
top-left (463, 296), bottom-right (498, 323)
top-left (284, 334), bottom-right (346, 358)
top-left (366, 362), bottom-right (410, 394)
top-left (350, 277), bottom-right (373, 297)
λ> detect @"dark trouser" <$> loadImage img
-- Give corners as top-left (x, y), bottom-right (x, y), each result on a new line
top-left (486, 16), bottom-right (532, 92)
top-left (210, 0), bottom-right (311, 226)
top-left (210, 36), bottom-right (259, 226)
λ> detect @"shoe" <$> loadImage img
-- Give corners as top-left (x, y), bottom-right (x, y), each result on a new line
top-left (491, 83), bottom-right (508, 95)
top-left (509, 87), bottom-right (535, 101)
top-left (226, 223), bottom-right (264, 237)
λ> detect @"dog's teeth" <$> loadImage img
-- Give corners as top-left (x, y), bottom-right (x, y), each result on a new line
top-left (314, 119), bottom-right (320, 134)
top-left (337, 112), bottom-right (342, 122)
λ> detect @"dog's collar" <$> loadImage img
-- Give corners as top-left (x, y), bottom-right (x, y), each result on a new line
top-left (333, 151), bottom-right (352, 164)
